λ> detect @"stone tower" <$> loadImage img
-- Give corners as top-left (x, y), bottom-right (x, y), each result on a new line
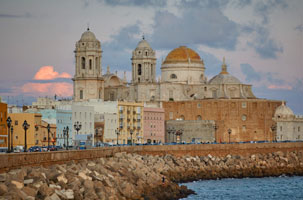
top-left (73, 28), bottom-right (104, 101)
top-left (131, 37), bottom-right (156, 84)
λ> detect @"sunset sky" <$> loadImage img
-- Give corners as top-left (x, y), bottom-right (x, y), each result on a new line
top-left (0, 0), bottom-right (302, 114)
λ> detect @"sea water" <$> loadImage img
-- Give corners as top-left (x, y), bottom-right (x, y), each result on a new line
top-left (181, 176), bottom-right (303, 200)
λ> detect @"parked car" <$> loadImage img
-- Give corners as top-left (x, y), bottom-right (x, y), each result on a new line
top-left (14, 146), bottom-right (24, 153)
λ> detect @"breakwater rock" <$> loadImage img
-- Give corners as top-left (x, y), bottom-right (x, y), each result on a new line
top-left (0, 150), bottom-right (303, 200)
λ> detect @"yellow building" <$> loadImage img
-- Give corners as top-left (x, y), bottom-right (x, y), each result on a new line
top-left (0, 102), bottom-right (8, 149)
top-left (8, 113), bottom-right (43, 150)
top-left (118, 101), bottom-right (144, 144)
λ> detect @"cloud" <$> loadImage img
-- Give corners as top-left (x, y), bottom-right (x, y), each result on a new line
top-left (100, 0), bottom-right (166, 7)
top-left (21, 82), bottom-right (73, 97)
top-left (244, 24), bottom-right (283, 59)
top-left (151, 9), bottom-right (239, 50)
top-left (0, 13), bottom-right (32, 19)
top-left (240, 63), bottom-right (261, 82)
top-left (254, 0), bottom-right (288, 24)
top-left (268, 85), bottom-right (292, 90)
top-left (34, 66), bottom-right (71, 80)
top-left (295, 24), bottom-right (303, 32)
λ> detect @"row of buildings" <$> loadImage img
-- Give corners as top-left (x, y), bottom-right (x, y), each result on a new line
top-left (1, 28), bottom-right (302, 150)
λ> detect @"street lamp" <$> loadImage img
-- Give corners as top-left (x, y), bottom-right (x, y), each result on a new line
top-left (228, 128), bottom-right (232, 144)
top-left (271, 124), bottom-right (277, 142)
top-left (74, 121), bottom-right (81, 135)
top-left (167, 127), bottom-right (174, 143)
top-left (130, 129), bottom-right (133, 145)
top-left (115, 128), bottom-right (120, 145)
top-left (6, 117), bottom-right (12, 153)
top-left (63, 126), bottom-right (69, 150)
top-left (22, 120), bottom-right (30, 152)
top-left (213, 124), bottom-right (219, 143)
top-left (10, 125), bottom-right (14, 152)
top-left (47, 124), bottom-right (51, 151)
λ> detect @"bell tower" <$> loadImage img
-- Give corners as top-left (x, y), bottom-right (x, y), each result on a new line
top-left (131, 36), bottom-right (156, 84)
top-left (73, 28), bottom-right (104, 101)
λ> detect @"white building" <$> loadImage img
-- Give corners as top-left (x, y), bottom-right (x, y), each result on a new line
top-left (273, 102), bottom-right (303, 141)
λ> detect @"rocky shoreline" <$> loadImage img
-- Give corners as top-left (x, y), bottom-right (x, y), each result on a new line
top-left (0, 150), bottom-right (302, 199)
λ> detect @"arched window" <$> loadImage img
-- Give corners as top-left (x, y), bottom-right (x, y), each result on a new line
top-left (81, 57), bottom-right (85, 69)
top-left (170, 74), bottom-right (177, 79)
top-left (180, 115), bottom-right (185, 120)
top-left (145, 51), bottom-right (148, 56)
top-left (138, 64), bottom-right (142, 75)
top-left (89, 59), bottom-right (92, 70)
top-left (197, 115), bottom-right (202, 120)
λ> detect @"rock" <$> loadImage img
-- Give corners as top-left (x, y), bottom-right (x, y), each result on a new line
top-left (83, 179), bottom-right (94, 190)
top-left (38, 183), bottom-right (54, 197)
top-left (88, 162), bottom-right (96, 167)
top-left (22, 186), bottom-right (37, 197)
top-left (0, 174), bottom-right (6, 182)
top-left (45, 193), bottom-right (61, 200)
top-left (24, 179), bottom-right (34, 185)
top-left (65, 189), bottom-right (74, 199)
top-left (57, 174), bottom-right (68, 184)
top-left (25, 196), bottom-right (35, 200)
top-left (11, 180), bottom-right (24, 189)
top-left (49, 184), bottom-right (61, 190)
top-left (78, 171), bottom-right (92, 181)
top-left (0, 183), bottom-right (8, 195)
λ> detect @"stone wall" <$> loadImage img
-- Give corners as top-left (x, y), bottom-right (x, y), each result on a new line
top-left (1, 142), bottom-right (303, 173)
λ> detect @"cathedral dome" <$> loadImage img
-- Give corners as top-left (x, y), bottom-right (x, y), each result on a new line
top-left (274, 101), bottom-right (294, 119)
top-left (136, 39), bottom-right (151, 49)
top-left (80, 28), bottom-right (97, 41)
top-left (163, 46), bottom-right (203, 64)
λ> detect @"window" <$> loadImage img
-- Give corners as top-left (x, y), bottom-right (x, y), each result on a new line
top-left (169, 112), bottom-right (173, 120)
top-left (242, 102), bottom-right (247, 108)
top-left (197, 103), bottom-right (201, 108)
top-left (197, 115), bottom-right (202, 120)
top-left (280, 126), bottom-right (282, 131)
top-left (180, 115), bottom-right (185, 120)
top-left (81, 57), bottom-right (85, 69)
top-left (89, 59), bottom-right (92, 70)
top-left (212, 90), bottom-right (217, 98)
top-left (15, 120), bottom-right (18, 125)
top-left (242, 125), bottom-right (246, 131)
top-left (298, 127), bottom-right (301, 132)
top-left (138, 64), bottom-right (142, 75)
top-left (80, 90), bottom-right (83, 99)
top-left (170, 74), bottom-right (177, 79)
top-left (242, 115), bottom-right (247, 121)
top-left (145, 51), bottom-right (148, 56)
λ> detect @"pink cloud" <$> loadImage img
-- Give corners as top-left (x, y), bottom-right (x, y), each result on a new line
top-left (21, 82), bottom-right (73, 96)
top-left (34, 66), bottom-right (71, 80)
top-left (268, 85), bottom-right (292, 90)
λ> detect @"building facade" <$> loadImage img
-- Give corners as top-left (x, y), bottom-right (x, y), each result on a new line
top-left (0, 102), bottom-right (7, 149)
top-left (166, 120), bottom-right (215, 143)
top-left (162, 99), bottom-right (281, 143)
top-left (56, 105), bottom-right (72, 147)
top-left (143, 107), bottom-right (165, 144)
top-left (118, 101), bottom-right (144, 144)
top-left (273, 102), bottom-right (303, 141)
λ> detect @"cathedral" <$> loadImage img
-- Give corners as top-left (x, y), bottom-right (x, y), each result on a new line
top-left (73, 28), bottom-right (256, 103)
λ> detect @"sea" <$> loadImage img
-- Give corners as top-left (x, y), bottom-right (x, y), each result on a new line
top-left (180, 176), bottom-right (303, 200)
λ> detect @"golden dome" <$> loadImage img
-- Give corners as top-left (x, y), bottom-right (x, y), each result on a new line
top-left (163, 46), bottom-right (202, 64)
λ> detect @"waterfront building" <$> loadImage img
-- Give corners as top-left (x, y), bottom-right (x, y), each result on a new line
top-left (31, 97), bottom-right (71, 109)
top-left (72, 103), bottom-right (94, 146)
top-left (143, 107), bottom-right (165, 144)
top-left (0, 102), bottom-right (7, 149)
top-left (166, 120), bottom-right (215, 143)
top-left (162, 99), bottom-right (281, 143)
top-left (7, 113), bottom-right (43, 149)
top-left (56, 105), bottom-right (72, 147)
top-left (25, 108), bottom-right (57, 125)
top-left (273, 102), bottom-right (303, 141)
top-left (118, 101), bottom-right (144, 144)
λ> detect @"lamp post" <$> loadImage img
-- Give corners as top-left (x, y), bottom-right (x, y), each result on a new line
top-left (228, 128), bottom-right (232, 144)
top-left (22, 120), bottom-right (30, 152)
top-left (10, 126), bottom-right (14, 152)
top-left (6, 117), bottom-right (12, 153)
top-left (47, 124), bottom-right (51, 151)
top-left (74, 121), bottom-right (81, 135)
top-left (63, 127), bottom-right (69, 150)
top-left (130, 129), bottom-right (133, 145)
top-left (213, 124), bottom-right (219, 143)
top-left (115, 128), bottom-right (120, 145)
top-left (271, 124), bottom-right (277, 142)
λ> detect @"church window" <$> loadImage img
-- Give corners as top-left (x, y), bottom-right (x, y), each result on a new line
top-left (80, 90), bottom-right (83, 99)
top-left (242, 115), bottom-right (247, 121)
top-left (242, 125), bottom-right (246, 132)
top-left (81, 57), bottom-right (85, 69)
top-left (180, 115), bottom-right (185, 120)
top-left (204, 87), bottom-right (207, 92)
top-left (89, 59), bottom-right (92, 70)
top-left (145, 51), bottom-right (148, 56)
top-left (138, 64), bottom-right (142, 75)
top-left (170, 74), bottom-right (177, 79)
top-left (197, 115), bottom-right (202, 120)
top-left (242, 102), bottom-right (247, 108)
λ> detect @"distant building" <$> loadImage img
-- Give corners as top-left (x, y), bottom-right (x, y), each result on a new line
top-left (0, 102), bottom-right (7, 149)
top-left (273, 102), bottom-right (303, 141)
top-left (7, 104), bottom-right (23, 113)
top-left (143, 107), bottom-right (165, 144)
top-left (166, 120), bottom-right (215, 143)
top-left (25, 108), bottom-right (57, 125)
top-left (56, 105), bottom-right (72, 147)
top-left (31, 97), bottom-right (71, 109)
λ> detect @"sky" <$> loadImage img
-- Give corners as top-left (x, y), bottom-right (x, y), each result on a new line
top-left (0, 0), bottom-right (302, 114)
